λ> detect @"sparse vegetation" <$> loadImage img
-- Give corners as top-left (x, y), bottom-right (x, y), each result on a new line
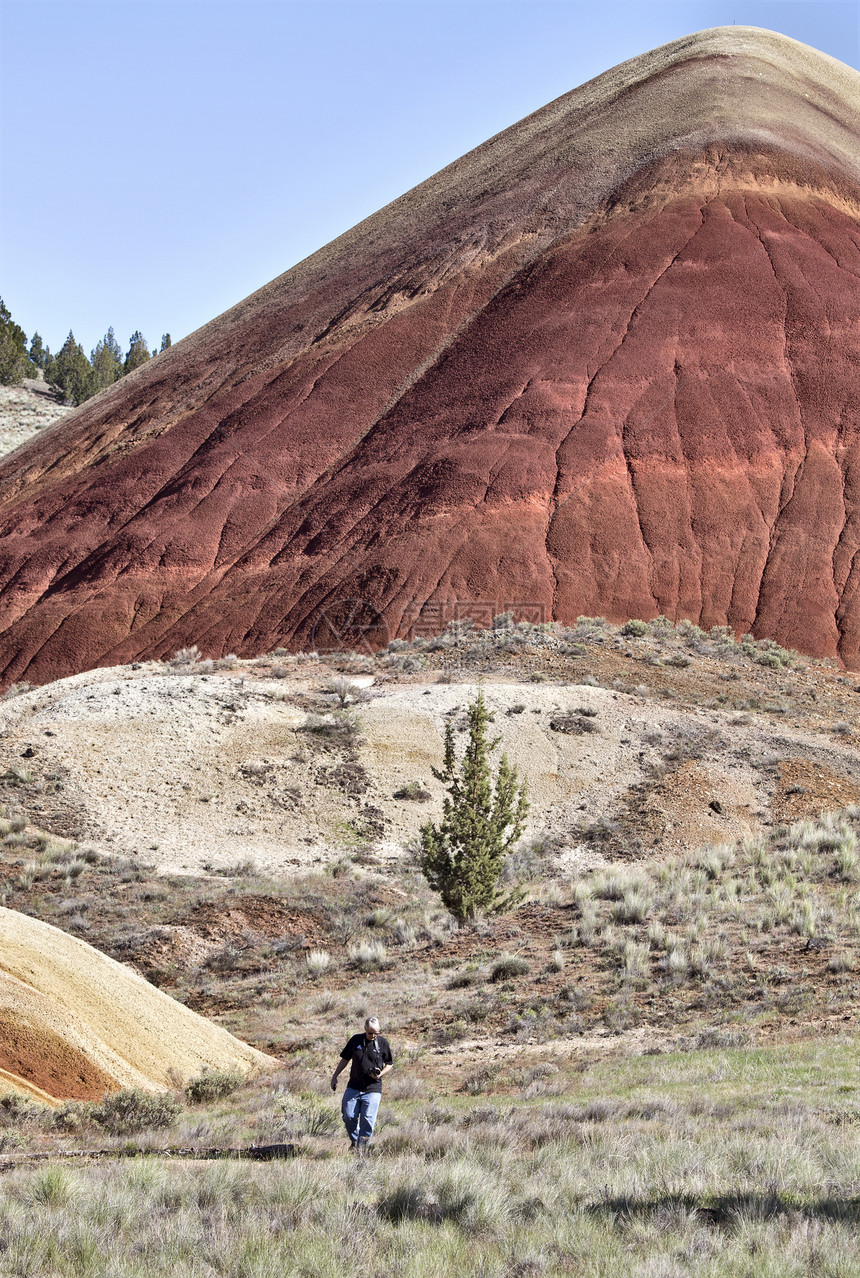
top-left (87, 1088), bottom-right (180, 1134)
top-left (185, 1068), bottom-right (244, 1104)
top-left (166, 645), bottom-right (209, 672)
top-left (306, 948), bottom-right (332, 976)
top-left (327, 675), bottom-right (361, 706)
top-left (347, 938), bottom-right (388, 971)
top-left (0, 615), bottom-right (857, 1274)
top-left (490, 953), bottom-right (531, 981)
top-left (393, 780), bottom-right (431, 802)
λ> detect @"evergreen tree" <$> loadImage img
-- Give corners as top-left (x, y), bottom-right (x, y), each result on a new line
top-left (123, 331), bottom-right (150, 374)
top-left (160, 333), bottom-right (171, 352)
top-left (29, 333), bottom-right (47, 372)
top-left (91, 327), bottom-right (123, 391)
top-left (0, 298), bottom-right (32, 384)
top-left (419, 689), bottom-right (529, 922)
top-left (50, 331), bottom-right (96, 406)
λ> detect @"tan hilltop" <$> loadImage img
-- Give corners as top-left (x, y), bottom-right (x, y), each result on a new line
top-left (0, 906), bottom-right (274, 1103)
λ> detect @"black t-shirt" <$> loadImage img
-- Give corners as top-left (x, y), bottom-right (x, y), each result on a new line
top-left (340, 1033), bottom-right (393, 1093)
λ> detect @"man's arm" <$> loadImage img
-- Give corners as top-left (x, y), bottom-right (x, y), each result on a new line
top-left (330, 1056), bottom-right (349, 1091)
top-left (378, 1040), bottom-right (394, 1079)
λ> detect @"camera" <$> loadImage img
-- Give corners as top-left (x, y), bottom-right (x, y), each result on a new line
top-left (365, 1045), bottom-right (384, 1079)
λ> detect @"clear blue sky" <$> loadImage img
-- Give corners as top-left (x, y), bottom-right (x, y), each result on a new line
top-left (1, 0), bottom-right (857, 357)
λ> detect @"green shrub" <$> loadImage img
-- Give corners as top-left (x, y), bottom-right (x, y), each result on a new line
top-left (394, 781), bottom-right (431, 802)
top-left (490, 953), bottom-right (530, 982)
top-left (24, 1166), bottom-right (76, 1207)
top-left (0, 1093), bottom-right (45, 1127)
top-left (611, 890), bottom-right (652, 924)
top-left (447, 969), bottom-right (478, 989)
top-left (274, 1091), bottom-right (340, 1139)
top-left (377, 1179), bottom-right (434, 1222)
top-left (88, 1088), bottom-right (180, 1134)
top-left (185, 1069), bottom-right (244, 1104)
top-left (621, 619), bottom-right (648, 637)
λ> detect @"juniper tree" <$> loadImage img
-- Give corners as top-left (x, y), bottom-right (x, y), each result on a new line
top-left (124, 330), bottom-right (150, 374)
top-left (29, 333), bottom-right (47, 372)
top-left (419, 688), bottom-right (529, 922)
top-left (91, 327), bottom-right (123, 390)
top-left (0, 299), bottom-right (31, 384)
top-left (50, 331), bottom-right (95, 405)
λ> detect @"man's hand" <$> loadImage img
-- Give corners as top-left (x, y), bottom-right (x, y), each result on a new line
top-left (331, 1057), bottom-right (346, 1091)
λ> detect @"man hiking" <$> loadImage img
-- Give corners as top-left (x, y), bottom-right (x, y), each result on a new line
top-left (331, 1016), bottom-right (393, 1153)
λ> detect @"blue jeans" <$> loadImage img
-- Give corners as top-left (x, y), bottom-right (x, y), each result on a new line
top-left (341, 1087), bottom-right (381, 1144)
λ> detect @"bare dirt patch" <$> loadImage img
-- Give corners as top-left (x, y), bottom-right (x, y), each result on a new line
top-left (772, 759), bottom-right (860, 824)
top-left (0, 626), bottom-right (859, 879)
top-left (0, 1009), bottom-right (115, 1102)
top-left (177, 897), bottom-right (327, 948)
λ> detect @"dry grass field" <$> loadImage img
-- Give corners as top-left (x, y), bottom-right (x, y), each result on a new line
top-left (0, 617), bottom-right (859, 1274)
top-left (0, 381), bottom-right (72, 458)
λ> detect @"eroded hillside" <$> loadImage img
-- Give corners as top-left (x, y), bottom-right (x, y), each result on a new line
top-left (0, 29), bottom-right (858, 683)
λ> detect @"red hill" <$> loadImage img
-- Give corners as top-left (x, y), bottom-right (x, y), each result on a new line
top-left (1, 27), bottom-right (859, 681)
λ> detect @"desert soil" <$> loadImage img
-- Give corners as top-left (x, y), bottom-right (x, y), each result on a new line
top-left (0, 623), bottom-right (858, 1100)
top-left (0, 906), bottom-right (274, 1103)
top-left (0, 640), bottom-right (857, 877)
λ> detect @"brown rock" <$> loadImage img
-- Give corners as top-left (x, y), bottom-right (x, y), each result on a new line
top-left (0, 27), bottom-right (858, 682)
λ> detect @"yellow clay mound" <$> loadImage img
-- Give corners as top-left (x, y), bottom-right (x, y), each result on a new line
top-left (0, 907), bottom-right (275, 1103)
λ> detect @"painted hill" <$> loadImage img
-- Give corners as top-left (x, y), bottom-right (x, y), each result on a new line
top-left (0, 26), bottom-right (858, 685)
top-left (0, 907), bottom-right (274, 1102)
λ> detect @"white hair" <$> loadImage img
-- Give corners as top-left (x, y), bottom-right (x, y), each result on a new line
top-left (365, 1016), bottom-right (381, 1031)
